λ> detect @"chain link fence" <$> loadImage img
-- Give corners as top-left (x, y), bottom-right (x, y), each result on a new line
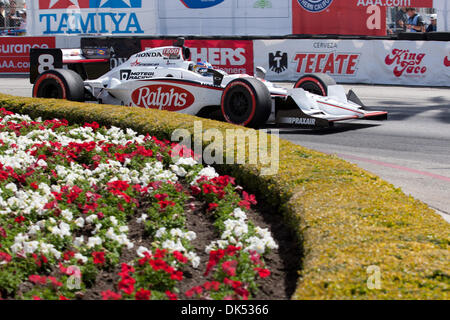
top-left (0, 0), bottom-right (26, 35)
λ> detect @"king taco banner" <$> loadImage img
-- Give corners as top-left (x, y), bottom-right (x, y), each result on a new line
top-left (254, 39), bottom-right (450, 86)
top-left (26, 0), bottom-right (157, 35)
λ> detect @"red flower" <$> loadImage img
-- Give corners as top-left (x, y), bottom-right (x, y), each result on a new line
top-left (30, 182), bottom-right (39, 190)
top-left (185, 286), bottom-right (203, 298)
top-left (135, 288), bottom-right (151, 300)
top-left (59, 296), bottom-right (69, 300)
top-left (14, 216), bottom-right (26, 224)
top-left (238, 191), bottom-right (257, 210)
top-left (29, 275), bottom-right (47, 285)
top-left (0, 252), bottom-right (12, 263)
top-left (121, 263), bottom-right (135, 274)
top-left (222, 260), bottom-right (238, 277)
top-left (234, 287), bottom-right (249, 300)
top-left (63, 251), bottom-right (75, 261)
top-left (118, 278), bottom-right (135, 295)
top-left (92, 251), bottom-right (105, 265)
top-left (173, 251), bottom-right (188, 264)
top-left (97, 212), bottom-right (105, 219)
top-left (154, 193), bottom-right (168, 201)
top-left (102, 290), bottom-right (122, 300)
top-left (208, 203), bottom-right (219, 211)
top-left (204, 249), bottom-right (225, 276)
top-left (159, 200), bottom-right (175, 210)
top-left (203, 281), bottom-right (220, 291)
top-left (255, 268), bottom-right (271, 278)
top-left (190, 185), bottom-right (201, 195)
top-left (84, 122), bottom-right (100, 130)
top-left (171, 271), bottom-right (183, 281)
top-left (107, 180), bottom-right (130, 192)
top-left (149, 259), bottom-right (167, 271)
top-left (48, 276), bottom-right (63, 287)
top-left (165, 291), bottom-right (177, 300)
top-left (225, 245), bottom-right (241, 257)
top-left (32, 296), bottom-right (42, 300)
top-left (0, 227), bottom-right (7, 238)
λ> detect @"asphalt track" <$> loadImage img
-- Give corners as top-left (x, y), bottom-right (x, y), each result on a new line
top-left (1, 77), bottom-right (449, 223)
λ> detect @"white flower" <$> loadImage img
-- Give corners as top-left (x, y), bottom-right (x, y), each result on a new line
top-left (86, 215), bottom-right (98, 224)
top-left (37, 159), bottom-right (47, 167)
top-left (74, 253), bottom-right (88, 264)
top-left (232, 208), bottom-right (247, 221)
top-left (176, 157), bottom-right (197, 167)
top-left (61, 209), bottom-right (73, 221)
top-left (87, 236), bottom-right (102, 248)
top-left (5, 183), bottom-right (17, 193)
top-left (170, 165), bottom-right (187, 177)
top-left (184, 231), bottom-right (197, 241)
top-left (155, 227), bottom-right (167, 238)
top-left (74, 217), bottom-right (85, 228)
top-left (110, 216), bottom-right (118, 226)
top-left (74, 236), bottom-right (84, 247)
top-left (137, 246), bottom-right (152, 258)
top-left (170, 228), bottom-right (183, 238)
top-left (136, 214), bottom-right (147, 224)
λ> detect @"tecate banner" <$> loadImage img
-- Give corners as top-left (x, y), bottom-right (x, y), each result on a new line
top-left (0, 37), bottom-right (55, 73)
top-left (141, 39), bottom-right (254, 75)
top-left (254, 39), bottom-right (450, 86)
top-left (26, 0), bottom-right (157, 35)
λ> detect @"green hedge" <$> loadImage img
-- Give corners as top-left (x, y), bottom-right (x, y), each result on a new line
top-left (0, 94), bottom-right (448, 300)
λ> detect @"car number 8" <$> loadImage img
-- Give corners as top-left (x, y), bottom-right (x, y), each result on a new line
top-left (38, 54), bottom-right (55, 74)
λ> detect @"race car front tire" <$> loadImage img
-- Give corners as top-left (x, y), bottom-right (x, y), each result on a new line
top-left (294, 73), bottom-right (336, 96)
top-left (221, 78), bottom-right (271, 128)
top-left (33, 69), bottom-right (85, 102)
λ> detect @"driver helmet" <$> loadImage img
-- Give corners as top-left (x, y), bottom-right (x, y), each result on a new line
top-left (193, 61), bottom-right (212, 76)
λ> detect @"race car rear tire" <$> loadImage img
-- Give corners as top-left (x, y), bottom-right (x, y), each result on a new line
top-left (221, 78), bottom-right (271, 128)
top-left (294, 73), bottom-right (336, 96)
top-left (33, 69), bottom-right (85, 102)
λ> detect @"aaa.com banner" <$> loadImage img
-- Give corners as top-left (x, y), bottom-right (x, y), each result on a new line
top-left (292, 0), bottom-right (434, 36)
top-left (0, 37), bottom-right (55, 74)
top-left (254, 39), bottom-right (450, 86)
top-left (26, 0), bottom-right (157, 35)
top-left (141, 39), bottom-right (254, 75)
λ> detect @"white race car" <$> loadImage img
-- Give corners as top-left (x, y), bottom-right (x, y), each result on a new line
top-left (31, 39), bottom-right (387, 128)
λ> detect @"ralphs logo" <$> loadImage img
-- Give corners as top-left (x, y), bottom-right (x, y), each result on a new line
top-left (180, 0), bottom-right (225, 9)
top-left (297, 0), bottom-right (333, 13)
top-left (385, 49), bottom-right (427, 77)
top-left (132, 85), bottom-right (195, 111)
top-left (294, 52), bottom-right (360, 75)
top-left (38, 0), bottom-right (144, 34)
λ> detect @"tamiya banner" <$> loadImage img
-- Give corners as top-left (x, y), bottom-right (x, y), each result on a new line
top-left (0, 37), bottom-right (55, 74)
top-left (157, 0), bottom-right (292, 36)
top-left (141, 39), bottom-right (254, 75)
top-left (26, 0), bottom-right (157, 35)
top-left (254, 39), bottom-right (450, 86)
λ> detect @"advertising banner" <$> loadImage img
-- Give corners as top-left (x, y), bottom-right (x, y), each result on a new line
top-left (254, 39), bottom-right (450, 86)
top-left (157, 0), bottom-right (292, 36)
top-left (26, 0), bottom-right (157, 36)
top-left (141, 39), bottom-right (254, 75)
top-left (0, 37), bottom-right (55, 74)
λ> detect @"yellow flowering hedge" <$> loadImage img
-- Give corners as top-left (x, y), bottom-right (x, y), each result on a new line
top-left (0, 93), bottom-right (448, 300)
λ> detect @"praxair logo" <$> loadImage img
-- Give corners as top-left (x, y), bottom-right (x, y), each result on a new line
top-left (297, 0), bottom-right (333, 13)
top-left (38, 0), bottom-right (144, 34)
top-left (180, 0), bottom-right (224, 9)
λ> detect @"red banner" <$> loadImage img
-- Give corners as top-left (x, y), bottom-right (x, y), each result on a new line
top-left (141, 39), bottom-right (254, 75)
top-left (292, 0), bottom-right (388, 36)
top-left (0, 37), bottom-right (55, 73)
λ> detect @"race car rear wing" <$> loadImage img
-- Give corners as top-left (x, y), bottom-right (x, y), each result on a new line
top-left (30, 48), bottom-right (110, 84)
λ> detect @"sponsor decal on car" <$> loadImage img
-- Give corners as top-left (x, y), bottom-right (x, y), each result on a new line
top-left (384, 49), bottom-right (427, 77)
top-left (293, 52), bottom-right (360, 75)
top-left (162, 48), bottom-right (182, 59)
top-left (38, 0), bottom-right (144, 34)
top-left (269, 51), bottom-right (288, 74)
top-left (279, 117), bottom-right (317, 126)
top-left (131, 84), bottom-right (195, 111)
top-left (135, 52), bottom-right (163, 58)
top-left (297, 0), bottom-right (333, 13)
top-left (142, 40), bottom-right (254, 75)
top-left (120, 70), bottom-right (154, 80)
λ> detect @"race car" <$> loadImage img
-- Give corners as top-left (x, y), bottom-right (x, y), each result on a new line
top-left (30, 38), bottom-right (387, 129)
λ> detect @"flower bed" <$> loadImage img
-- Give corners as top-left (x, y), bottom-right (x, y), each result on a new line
top-left (0, 108), bottom-right (279, 300)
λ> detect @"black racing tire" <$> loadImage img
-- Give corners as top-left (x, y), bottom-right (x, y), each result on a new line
top-left (33, 69), bottom-right (85, 102)
top-left (221, 78), bottom-right (271, 128)
top-left (294, 73), bottom-right (336, 96)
